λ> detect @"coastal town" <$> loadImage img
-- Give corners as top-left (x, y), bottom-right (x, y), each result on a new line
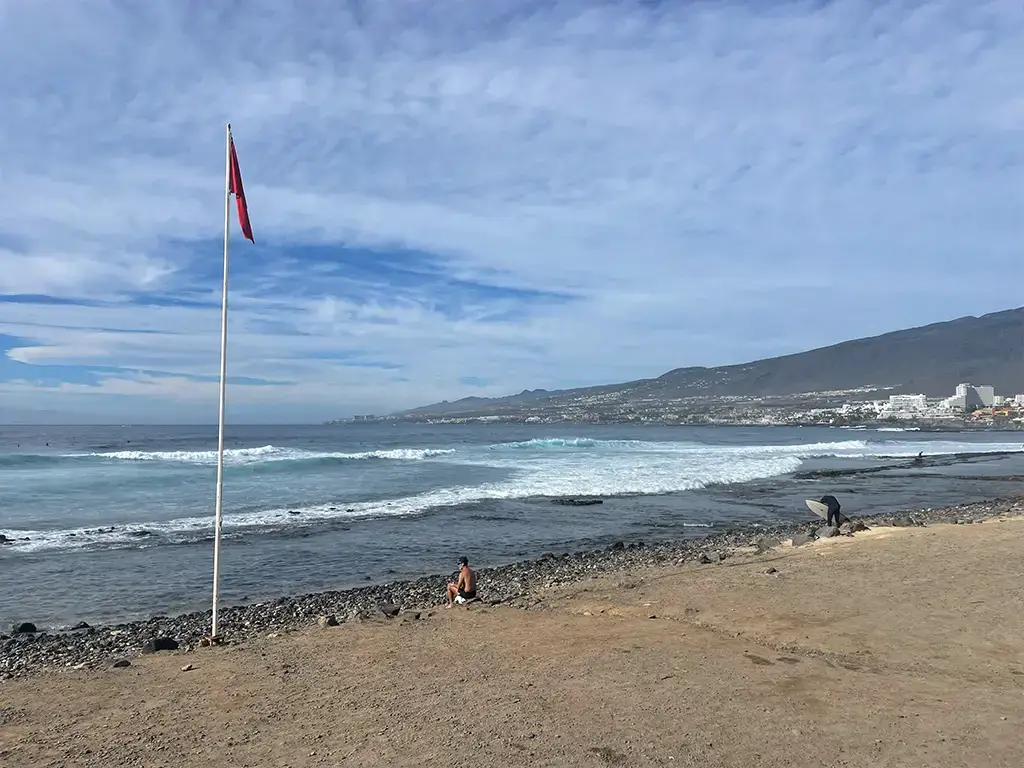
top-left (339, 382), bottom-right (1024, 429)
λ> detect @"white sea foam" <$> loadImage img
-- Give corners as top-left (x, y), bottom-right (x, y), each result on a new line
top-left (80, 445), bottom-right (455, 466)
top-left (492, 437), bottom-right (599, 449)
top-left (5, 448), bottom-right (804, 553)
top-left (7, 434), bottom-right (1020, 554)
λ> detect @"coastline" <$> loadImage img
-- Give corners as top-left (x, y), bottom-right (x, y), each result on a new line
top-left (3, 493), bottom-right (1020, 680)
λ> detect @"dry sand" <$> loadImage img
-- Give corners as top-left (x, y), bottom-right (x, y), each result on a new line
top-left (2, 518), bottom-right (1023, 767)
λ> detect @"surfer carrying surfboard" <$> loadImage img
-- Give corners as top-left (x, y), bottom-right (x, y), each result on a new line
top-left (819, 495), bottom-right (847, 527)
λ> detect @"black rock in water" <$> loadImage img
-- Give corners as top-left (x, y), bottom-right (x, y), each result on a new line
top-left (11, 622), bottom-right (37, 635)
top-left (0, 534), bottom-right (11, 545)
top-left (70, 621), bottom-right (91, 631)
top-left (551, 498), bottom-right (604, 506)
top-left (141, 637), bottom-right (179, 653)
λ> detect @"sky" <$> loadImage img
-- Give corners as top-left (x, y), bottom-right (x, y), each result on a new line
top-left (1, 0), bottom-right (1023, 424)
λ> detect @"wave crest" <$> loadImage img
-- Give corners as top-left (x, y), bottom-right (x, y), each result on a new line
top-left (85, 445), bottom-right (456, 466)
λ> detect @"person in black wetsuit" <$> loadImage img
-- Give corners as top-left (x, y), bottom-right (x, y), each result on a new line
top-left (820, 495), bottom-right (847, 527)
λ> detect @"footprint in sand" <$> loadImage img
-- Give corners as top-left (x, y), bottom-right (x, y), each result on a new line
top-left (746, 654), bottom-right (774, 666)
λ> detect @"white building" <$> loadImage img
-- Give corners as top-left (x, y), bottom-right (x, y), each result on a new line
top-left (880, 393), bottom-right (928, 419)
top-left (940, 395), bottom-right (963, 413)
top-left (948, 383), bottom-right (996, 411)
top-left (974, 386), bottom-right (995, 406)
top-left (888, 394), bottom-right (926, 410)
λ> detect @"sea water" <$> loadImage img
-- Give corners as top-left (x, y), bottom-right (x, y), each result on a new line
top-left (2, 423), bottom-right (1022, 627)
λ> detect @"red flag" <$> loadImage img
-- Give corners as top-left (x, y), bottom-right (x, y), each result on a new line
top-left (228, 135), bottom-right (254, 243)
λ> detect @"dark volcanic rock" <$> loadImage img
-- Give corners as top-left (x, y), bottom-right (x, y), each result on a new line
top-left (0, 534), bottom-right (11, 545)
top-left (840, 521), bottom-right (870, 534)
top-left (11, 622), bottom-right (37, 635)
top-left (790, 532), bottom-right (816, 547)
top-left (378, 604), bottom-right (401, 618)
top-left (317, 615), bottom-right (339, 628)
top-left (699, 552), bottom-right (723, 564)
top-left (816, 526), bottom-right (841, 539)
top-left (551, 498), bottom-right (604, 506)
top-left (70, 621), bottom-right (91, 631)
top-left (141, 636), bottom-right (179, 653)
top-left (111, 658), bottom-right (131, 668)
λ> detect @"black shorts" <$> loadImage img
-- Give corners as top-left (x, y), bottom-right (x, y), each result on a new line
top-left (458, 588), bottom-right (477, 600)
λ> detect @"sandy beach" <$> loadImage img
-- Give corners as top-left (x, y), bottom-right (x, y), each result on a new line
top-left (3, 505), bottom-right (1023, 767)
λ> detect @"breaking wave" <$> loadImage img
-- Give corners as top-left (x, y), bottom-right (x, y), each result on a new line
top-left (3, 448), bottom-right (802, 554)
top-left (4, 432), bottom-right (1022, 555)
top-left (79, 445), bottom-right (456, 466)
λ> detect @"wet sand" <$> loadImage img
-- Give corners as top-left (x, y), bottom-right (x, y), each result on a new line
top-left (3, 509), bottom-right (1023, 767)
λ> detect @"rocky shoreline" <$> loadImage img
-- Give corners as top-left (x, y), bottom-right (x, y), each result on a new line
top-left (2, 496), bottom-right (1020, 680)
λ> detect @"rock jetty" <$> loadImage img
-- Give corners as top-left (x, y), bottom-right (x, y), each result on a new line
top-left (1, 497), bottom-right (1017, 680)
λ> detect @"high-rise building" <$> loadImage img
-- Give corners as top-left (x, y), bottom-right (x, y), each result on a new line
top-left (974, 386), bottom-right (995, 406)
top-left (951, 383), bottom-right (995, 409)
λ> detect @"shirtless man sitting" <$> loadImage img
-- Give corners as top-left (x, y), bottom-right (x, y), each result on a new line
top-left (446, 556), bottom-right (477, 608)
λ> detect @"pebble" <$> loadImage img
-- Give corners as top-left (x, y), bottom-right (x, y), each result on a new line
top-left (0, 498), bottom-right (1008, 679)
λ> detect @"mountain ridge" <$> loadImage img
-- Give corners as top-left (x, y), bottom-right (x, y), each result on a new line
top-left (400, 307), bottom-right (1024, 417)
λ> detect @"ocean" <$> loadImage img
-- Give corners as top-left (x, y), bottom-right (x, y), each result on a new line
top-left (2, 423), bottom-right (1023, 629)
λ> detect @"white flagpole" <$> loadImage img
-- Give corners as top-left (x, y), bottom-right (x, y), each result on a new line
top-left (211, 122), bottom-right (232, 638)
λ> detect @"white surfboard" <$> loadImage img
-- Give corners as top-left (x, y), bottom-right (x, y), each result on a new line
top-left (805, 499), bottom-right (830, 519)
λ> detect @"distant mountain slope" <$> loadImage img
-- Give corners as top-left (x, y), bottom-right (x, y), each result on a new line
top-left (401, 307), bottom-right (1024, 416)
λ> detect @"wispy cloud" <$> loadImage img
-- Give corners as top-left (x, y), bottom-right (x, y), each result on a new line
top-left (1, 0), bottom-right (1023, 422)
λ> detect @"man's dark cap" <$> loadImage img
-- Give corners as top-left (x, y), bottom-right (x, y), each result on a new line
top-left (458, 556), bottom-right (468, 565)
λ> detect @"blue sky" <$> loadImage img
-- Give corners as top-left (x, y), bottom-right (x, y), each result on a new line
top-left (1, 0), bottom-right (1023, 424)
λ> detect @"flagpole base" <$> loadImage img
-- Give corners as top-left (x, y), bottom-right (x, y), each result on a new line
top-left (200, 635), bottom-right (225, 647)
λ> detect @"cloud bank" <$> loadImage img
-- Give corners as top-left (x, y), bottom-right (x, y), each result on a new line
top-left (1, 0), bottom-right (1023, 422)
